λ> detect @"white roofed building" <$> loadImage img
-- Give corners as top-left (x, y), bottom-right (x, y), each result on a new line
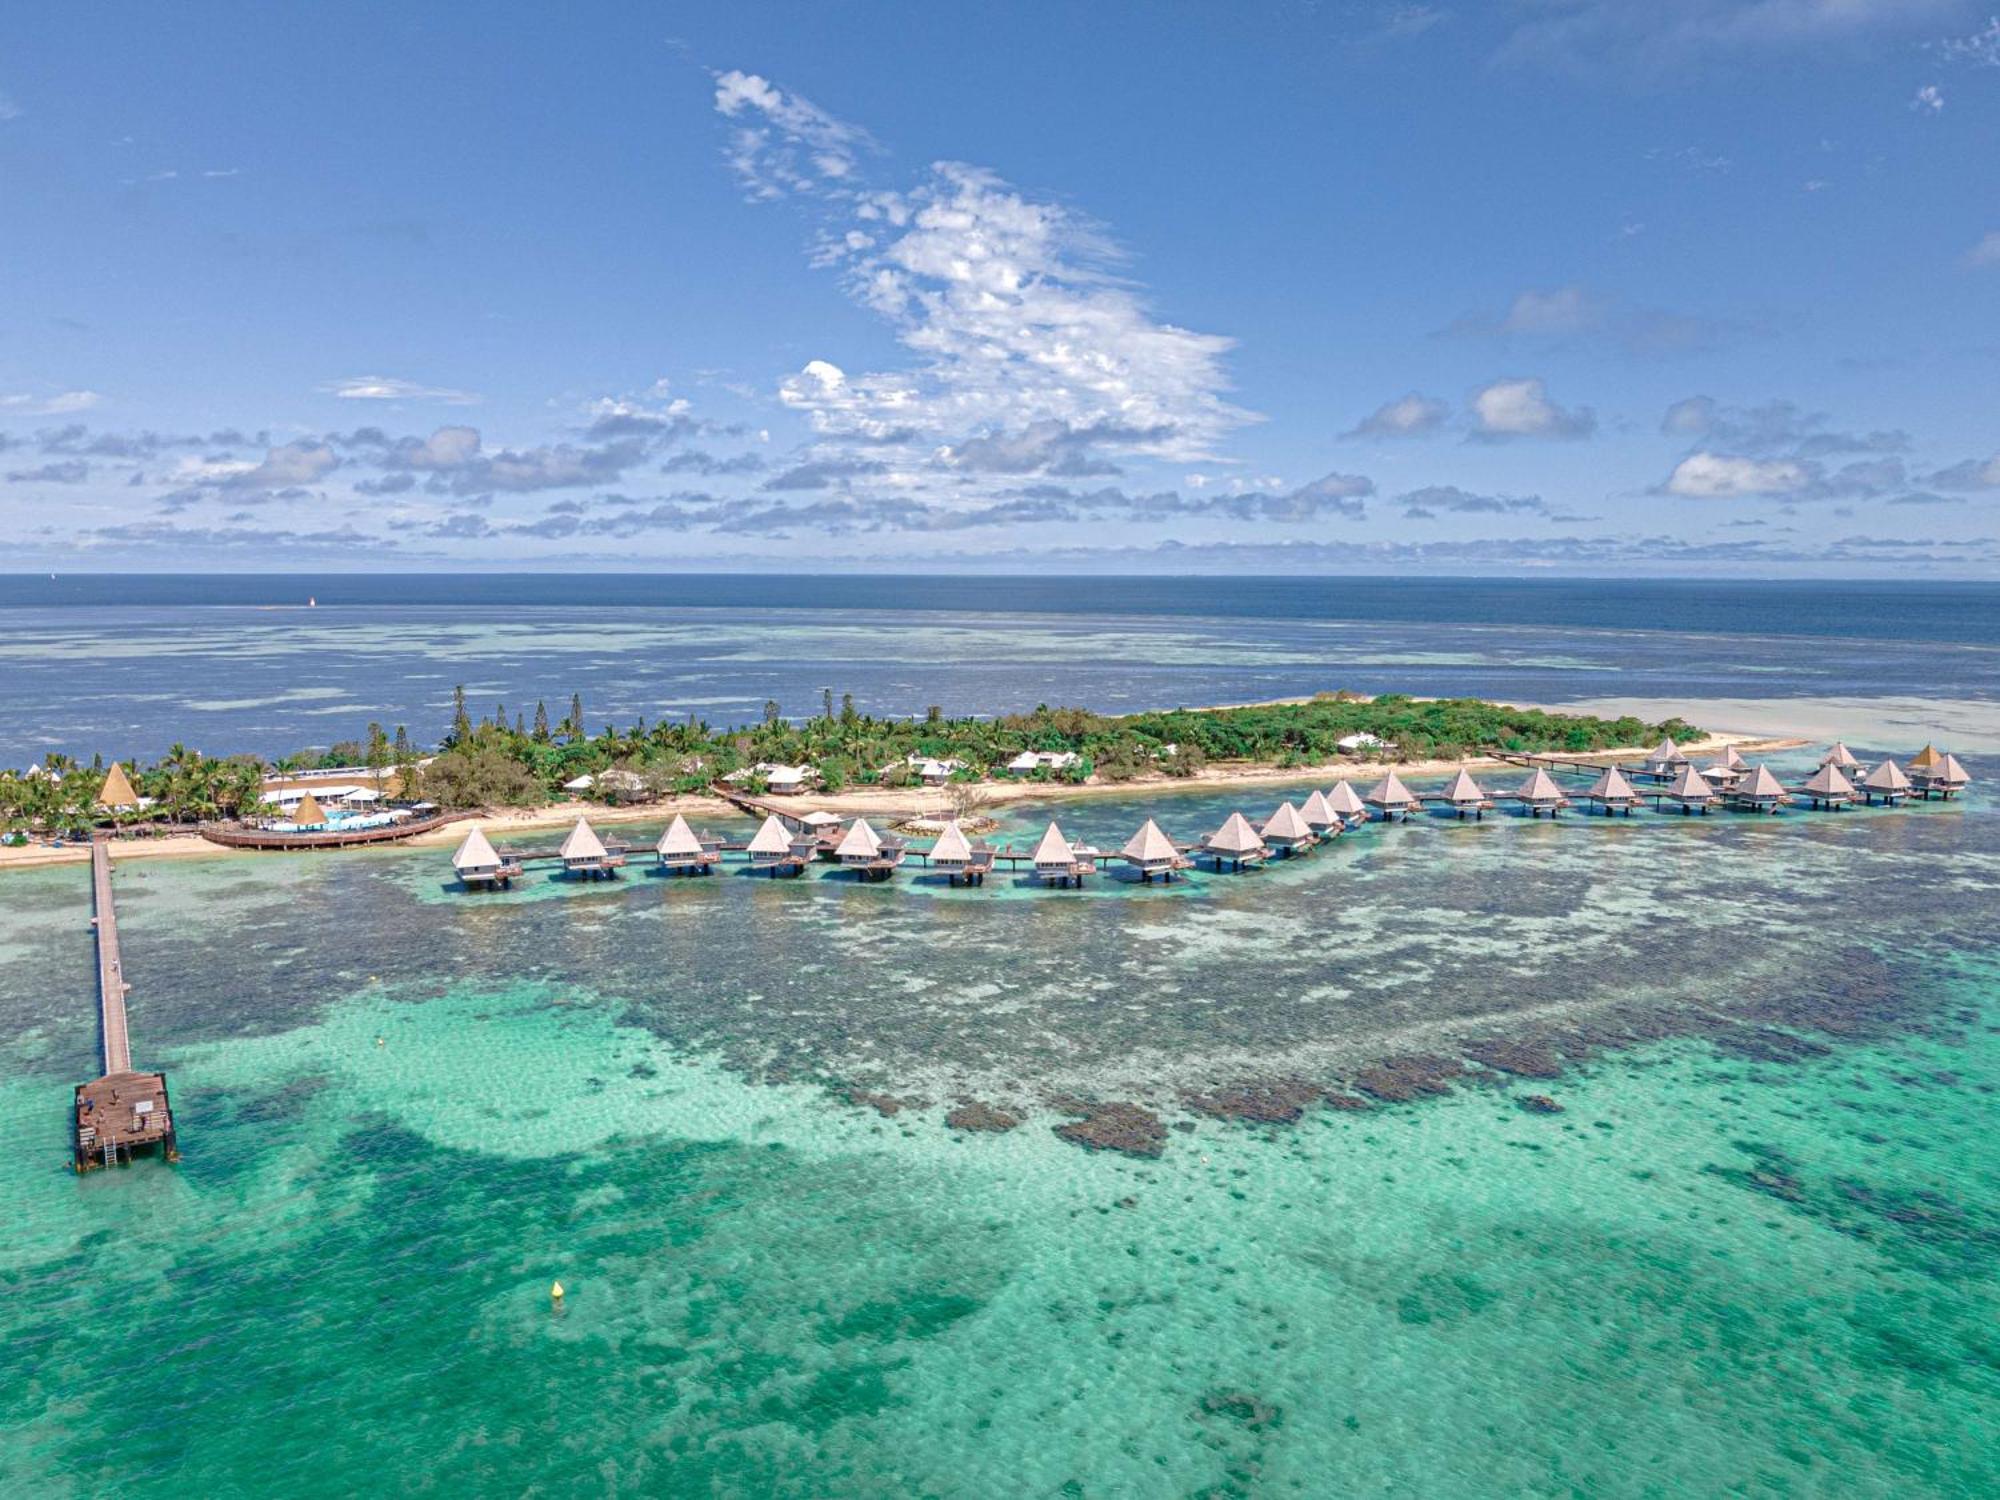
top-left (1861, 758), bottom-right (1912, 805)
top-left (1580, 765), bottom-right (1642, 816)
top-left (656, 813), bottom-right (719, 875)
top-left (1440, 769), bottom-right (1494, 821)
top-left (1798, 763), bottom-right (1855, 810)
top-left (1260, 800), bottom-right (1318, 853)
top-left (1729, 764), bottom-right (1790, 814)
top-left (1664, 762), bottom-right (1717, 814)
top-left (1363, 770), bottom-right (1421, 822)
top-left (1512, 766), bottom-right (1571, 818)
top-left (1198, 811), bottom-right (1268, 871)
top-left (451, 826), bottom-right (522, 888)
top-left (1120, 818), bottom-right (1189, 883)
top-left (560, 817), bottom-right (623, 877)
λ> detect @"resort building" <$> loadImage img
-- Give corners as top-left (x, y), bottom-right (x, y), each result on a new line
top-left (1580, 765), bottom-right (1643, 816)
top-left (835, 818), bottom-right (902, 880)
top-left (722, 763), bottom-right (817, 795)
top-left (1004, 750), bottom-right (1082, 775)
top-left (1643, 738), bottom-right (1689, 777)
top-left (560, 817), bottom-right (623, 878)
top-left (451, 827), bottom-right (522, 889)
top-left (96, 763), bottom-right (142, 813)
top-left (1512, 766), bottom-right (1571, 817)
top-left (1910, 749), bottom-right (1971, 800)
top-left (1860, 758), bottom-right (1912, 805)
top-left (927, 819), bottom-right (993, 885)
top-left (656, 814), bottom-right (719, 875)
top-left (1663, 762), bottom-right (1717, 814)
top-left (1730, 764), bottom-right (1791, 814)
top-left (1701, 744), bottom-right (1748, 790)
top-left (1260, 800), bottom-right (1318, 854)
top-left (1440, 768), bottom-right (1495, 820)
top-left (1030, 822), bottom-right (1094, 886)
top-left (1821, 742), bottom-right (1862, 772)
top-left (1197, 812), bottom-right (1268, 871)
top-left (1299, 788), bottom-right (1341, 836)
top-left (745, 814), bottom-right (806, 876)
top-left (1120, 819), bottom-right (1190, 883)
top-left (1797, 763), bottom-right (1855, 810)
top-left (1363, 770), bottom-right (1421, 822)
top-left (1325, 781), bottom-right (1369, 828)
top-left (1337, 732), bottom-right (1394, 753)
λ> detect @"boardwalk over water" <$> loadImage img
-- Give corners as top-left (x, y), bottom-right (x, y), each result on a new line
top-left (73, 841), bottom-right (177, 1172)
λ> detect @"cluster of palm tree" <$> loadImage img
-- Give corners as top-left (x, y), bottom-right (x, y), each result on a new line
top-left (0, 746), bottom-right (267, 836)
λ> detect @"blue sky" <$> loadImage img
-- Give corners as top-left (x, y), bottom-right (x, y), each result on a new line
top-left (3, 2), bottom-right (1997, 575)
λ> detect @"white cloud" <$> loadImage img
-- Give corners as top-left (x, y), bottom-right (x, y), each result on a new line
top-left (1468, 377), bottom-right (1595, 441)
top-left (1940, 16), bottom-right (2000, 66)
top-left (1344, 392), bottom-right (1449, 438)
top-left (1665, 452), bottom-right (1810, 497)
top-left (0, 90), bottom-right (20, 122)
top-left (719, 74), bottom-right (1252, 490)
top-left (325, 375), bottom-right (481, 405)
top-left (169, 440), bottom-right (339, 494)
top-left (1497, 285), bottom-right (1601, 335)
top-left (1964, 230), bottom-right (2000, 268)
top-left (1500, 1), bottom-right (1962, 71)
top-left (0, 390), bottom-right (102, 416)
top-left (1911, 83), bottom-right (1946, 113)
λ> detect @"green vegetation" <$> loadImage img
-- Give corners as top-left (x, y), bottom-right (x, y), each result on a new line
top-left (0, 689), bottom-right (1702, 829)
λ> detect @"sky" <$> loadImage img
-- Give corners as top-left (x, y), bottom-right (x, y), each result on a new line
top-left (2, 2), bottom-right (1998, 577)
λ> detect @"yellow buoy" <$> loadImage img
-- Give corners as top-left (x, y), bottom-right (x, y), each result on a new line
top-left (550, 1280), bottom-right (565, 1302)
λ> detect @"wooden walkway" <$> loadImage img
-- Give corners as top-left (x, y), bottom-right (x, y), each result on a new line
top-left (74, 842), bottom-right (177, 1171)
top-left (200, 811), bottom-right (467, 851)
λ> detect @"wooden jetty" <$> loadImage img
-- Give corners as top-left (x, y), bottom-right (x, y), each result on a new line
top-left (73, 842), bottom-right (177, 1172)
top-left (201, 809), bottom-right (464, 851)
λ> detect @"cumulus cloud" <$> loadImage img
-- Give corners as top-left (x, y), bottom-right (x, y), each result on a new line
top-left (5, 460), bottom-right (90, 484)
top-left (324, 375), bottom-right (480, 405)
top-left (1449, 285), bottom-right (1603, 338)
top-left (1911, 84), bottom-right (1946, 113)
top-left (1928, 453), bottom-right (2000, 490)
top-left (1965, 231), bottom-right (2000, 268)
top-left (1468, 377), bottom-right (1595, 441)
top-left (1941, 16), bottom-right (2000, 66)
top-left (341, 425), bottom-right (650, 494)
top-left (761, 456), bottom-right (888, 491)
top-left (1664, 452), bottom-right (1811, 497)
top-left (1343, 392), bottom-right (1448, 439)
top-left (1, 390), bottom-right (102, 417)
top-left (1395, 485), bottom-right (1547, 517)
top-left (717, 73), bottom-right (1253, 504)
top-left (1660, 395), bottom-right (1906, 457)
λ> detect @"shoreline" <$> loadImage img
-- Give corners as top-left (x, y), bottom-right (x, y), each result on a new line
top-left (0, 726), bottom-right (1803, 871)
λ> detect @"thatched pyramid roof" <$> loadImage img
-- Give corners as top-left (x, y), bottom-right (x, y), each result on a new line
top-left (452, 826), bottom-right (500, 870)
top-left (835, 818), bottom-right (882, 860)
top-left (1516, 767), bottom-right (1567, 802)
top-left (1326, 781), bottom-right (1367, 816)
top-left (1908, 744), bottom-right (1943, 771)
top-left (1822, 742), bottom-right (1860, 769)
top-left (1364, 770), bottom-right (1418, 809)
top-left (1031, 822), bottom-right (1076, 865)
top-left (1715, 744), bottom-right (1747, 771)
top-left (97, 762), bottom-right (140, 810)
top-left (747, 814), bottom-right (793, 856)
top-left (1802, 763), bottom-right (1854, 797)
top-left (1936, 753), bottom-right (1970, 785)
top-left (1206, 811), bottom-right (1267, 855)
top-left (929, 820), bottom-right (974, 863)
top-left (560, 817), bottom-right (607, 860)
top-left (1666, 764), bottom-right (1714, 801)
top-left (1584, 766), bottom-right (1638, 801)
top-left (1122, 818), bottom-right (1178, 863)
top-left (1740, 765), bottom-right (1788, 800)
top-left (1648, 737), bottom-right (1687, 765)
top-left (1442, 769), bottom-right (1488, 804)
top-left (293, 792), bottom-right (327, 825)
top-left (1300, 789), bottom-right (1337, 826)
top-left (1261, 801), bottom-right (1313, 840)
top-left (1863, 758), bottom-right (1910, 792)
top-left (657, 813), bottom-right (703, 857)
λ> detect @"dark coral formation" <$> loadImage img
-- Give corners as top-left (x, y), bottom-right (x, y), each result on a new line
top-left (1183, 1078), bottom-right (1324, 1123)
top-left (1053, 1102), bottom-right (1167, 1159)
top-left (1518, 1094), bottom-right (1563, 1114)
top-left (945, 1102), bottom-right (1022, 1133)
top-left (1350, 1054), bottom-right (1465, 1103)
top-left (1198, 1391), bottom-right (1282, 1430)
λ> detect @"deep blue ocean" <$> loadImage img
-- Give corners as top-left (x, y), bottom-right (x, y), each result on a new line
top-left (1, 574), bottom-right (1995, 763)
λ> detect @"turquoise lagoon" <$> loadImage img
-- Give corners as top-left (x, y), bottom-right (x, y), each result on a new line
top-left (3, 759), bottom-right (1997, 1495)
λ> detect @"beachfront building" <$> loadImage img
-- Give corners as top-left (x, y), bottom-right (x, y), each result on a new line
top-left (560, 817), bottom-right (623, 878)
top-left (1337, 732), bottom-right (1394, 753)
top-left (721, 762), bottom-right (817, 795)
top-left (1120, 818), bottom-right (1190, 883)
top-left (1797, 763), bottom-right (1855, 810)
top-left (1910, 748), bottom-right (1971, 800)
top-left (451, 826), bottom-right (523, 889)
top-left (1260, 801), bottom-right (1319, 855)
top-left (1730, 764), bottom-right (1790, 814)
top-left (745, 814), bottom-right (806, 876)
top-left (1198, 811), bottom-right (1268, 871)
top-left (656, 813), bottom-right (719, 875)
top-left (96, 762), bottom-right (142, 813)
top-left (1004, 750), bottom-right (1082, 776)
top-left (1440, 769), bottom-right (1495, 821)
top-left (1642, 738), bottom-right (1689, 778)
top-left (835, 818), bottom-right (902, 881)
top-left (1326, 780), bottom-right (1369, 828)
top-left (1860, 758), bottom-right (1912, 806)
top-left (1030, 822), bottom-right (1094, 887)
top-left (1512, 767), bottom-right (1571, 817)
top-left (1663, 763), bottom-right (1717, 814)
top-left (1580, 765), bottom-right (1643, 816)
top-left (1363, 770), bottom-right (1420, 822)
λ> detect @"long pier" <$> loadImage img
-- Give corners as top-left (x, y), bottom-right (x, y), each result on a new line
top-left (73, 842), bottom-right (177, 1172)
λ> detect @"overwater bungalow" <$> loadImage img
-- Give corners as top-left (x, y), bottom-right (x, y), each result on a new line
top-left (1299, 789), bottom-right (1343, 837)
top-left (1363, 770), bottom-right (1421, 822)
top-left (1663, 762), bottom-right (1717, 814)
top-left (1260, 800), bottom-right (1319, 854)
top-left (1729, 764), bottom-right (1790, 814)
top-left (1439, 768), bottom-right (1495, 820)
top-left (1701, 744), bottom-right (1748, 790)
top-left (451, 826), bottom-right (523, 889)
top-left (1512, 766), bottom-right (1571, 818)
top-left (835, 817), bottom-right (902, 881)
top-left (1642, 737), bottom-right (1690, 778)
top-left (1030, 822), bottom-right (1094, 886)
top-left (1580, 765), bottom-right (1642, 816)
top-left (927, 819), bottom-right (993, 886)
top-left (560, 817), bottom-right (623, 878)
top-left (656, 813), bottom-right (719, 875)
top-left (1821, 742), bottom-right (1863, 772)
top-left (1198, 811), bottom-right (1268, 871)
top-left (1325, 780), bottom-right (1369, 828)
top-left (1797, 763), bottom-right (1855, 810)
top-left (745, 813), bottom-right (807, 876)
top-left (1911, 749), bottom-right (1971, 800)
top-left (1120, 818), bottom-right (1191, 883)
top-left (1860, 758), bottom-right (1912, 806)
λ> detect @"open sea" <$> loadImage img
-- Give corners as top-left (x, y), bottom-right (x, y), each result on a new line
top-left (2, 575), bottom-right (1997, 1496)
